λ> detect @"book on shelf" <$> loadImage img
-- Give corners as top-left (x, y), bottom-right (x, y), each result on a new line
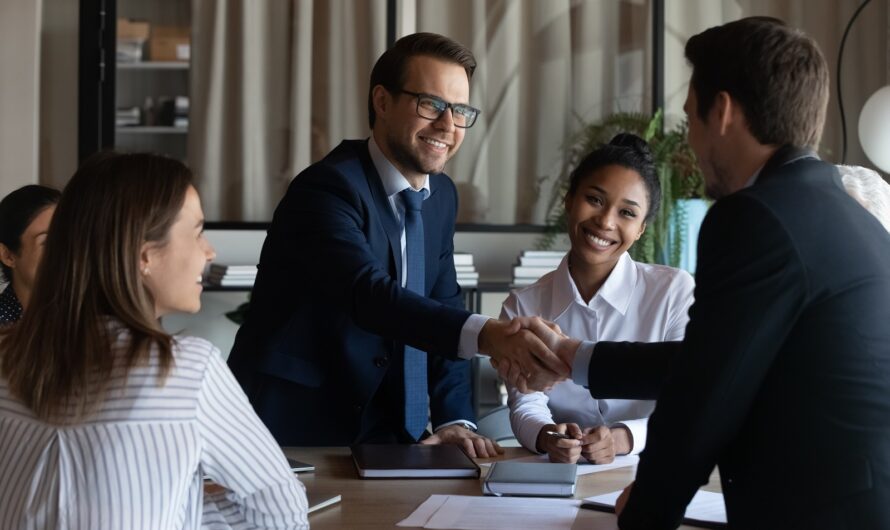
top-left (482, 461), bottom-right (577, 497)
top-left (209, 264), bottom-right (257, 274)
top-left (205, 278), bottom-right (255, 287)
top-left (453, 252), bottom-right (474, 266)
top-left (512, 278), bottom-right (538, 287)
top-left (521, 250), bottom-right (567, 258)
top-left (351, 444), bottom-right (480, 479)
top-left (457, 279), bottom-right (478, 288)
top-left (455, 265), bottom-right (476, 273)
top-left (519, 255), bottom-right (565, 267)
top-left (512, 265), bottom-right (559, 278)
top-left (456, 271), bottom-right (480, 279)
top-left (207, 271), bottom-right (257, 280)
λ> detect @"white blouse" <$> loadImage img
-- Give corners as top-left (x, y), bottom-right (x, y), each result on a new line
top-left (503, 253), bottom-right (695, 455)
top-left (0, 331), bottom-right (308, 530)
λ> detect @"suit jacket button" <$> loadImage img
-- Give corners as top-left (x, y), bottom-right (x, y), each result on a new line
top-left (373, 356), bottom-right (388, 367)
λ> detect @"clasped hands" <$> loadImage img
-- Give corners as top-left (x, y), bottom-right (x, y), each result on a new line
top-left (478, 316), bottom-right (581, 393)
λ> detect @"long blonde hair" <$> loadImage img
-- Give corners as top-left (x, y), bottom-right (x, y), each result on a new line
top-left (0, 152), bottom-right (192, 420)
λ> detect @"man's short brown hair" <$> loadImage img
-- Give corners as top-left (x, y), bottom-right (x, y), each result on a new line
top-left (368, 32), bottom-right (476, 128)
top-left (685, 17), bottom-right (829, 150)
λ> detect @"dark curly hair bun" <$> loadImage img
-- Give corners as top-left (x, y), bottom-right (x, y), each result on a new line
top-left (566, 133), bottom-right (662, 222)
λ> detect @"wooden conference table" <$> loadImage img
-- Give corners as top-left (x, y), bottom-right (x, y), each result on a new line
top-left (284, 446), bottom-right (722, 529)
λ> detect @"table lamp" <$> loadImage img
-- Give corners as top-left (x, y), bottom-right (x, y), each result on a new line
top-left (859, 85), bottom-right (890, 173)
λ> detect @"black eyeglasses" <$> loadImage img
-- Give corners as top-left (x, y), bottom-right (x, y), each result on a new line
top-left (396, 89), bottom-right (481, 129)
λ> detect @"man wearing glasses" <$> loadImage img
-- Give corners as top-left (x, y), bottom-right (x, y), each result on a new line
top-left (228, 33), bottom-right (568, 453)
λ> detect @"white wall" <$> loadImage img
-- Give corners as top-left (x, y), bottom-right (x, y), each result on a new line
top-left (0, 0), bottom-right (42, 195)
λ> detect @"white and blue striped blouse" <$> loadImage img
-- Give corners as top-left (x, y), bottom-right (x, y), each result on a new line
top-left (0, 331), bottom-right (309, 530)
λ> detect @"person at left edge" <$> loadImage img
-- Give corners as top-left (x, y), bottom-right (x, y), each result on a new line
top-left (228, 33), bottom-right (567, 453)
top-left (0, 185), bottom-right (60, 325)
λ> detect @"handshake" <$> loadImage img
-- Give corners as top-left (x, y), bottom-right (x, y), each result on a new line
top-left (478, 317), bottom-right (582, 393)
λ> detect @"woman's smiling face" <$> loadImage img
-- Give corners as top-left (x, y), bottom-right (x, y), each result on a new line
top-left (565, 164), bottom-right (649, 272)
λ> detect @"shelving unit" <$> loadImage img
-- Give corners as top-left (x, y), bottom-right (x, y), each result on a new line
top-left (113, 0), bottom-right (191, 162)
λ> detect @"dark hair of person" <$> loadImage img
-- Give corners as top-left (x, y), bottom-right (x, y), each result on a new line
top-left (685, 16), bottom-right (829, 150)
top-left (368, 32), bottom-right (477, 128)
top-left (0, 152), bottom-right (192, 421)
top-left (566, 133), bottom-right (661, 222)
top-left (0, 185), bottom-right (61, 283)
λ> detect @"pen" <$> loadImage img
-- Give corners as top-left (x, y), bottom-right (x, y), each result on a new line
top-left (544, 430), bottom-right (575, 440)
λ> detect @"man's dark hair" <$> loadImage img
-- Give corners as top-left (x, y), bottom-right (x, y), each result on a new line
top-left (566, 133), bottom-right (662, 223)
top-left (685, 16), bottom-right (829, 150)
top-left (368, 32), bottom-right (476, 128)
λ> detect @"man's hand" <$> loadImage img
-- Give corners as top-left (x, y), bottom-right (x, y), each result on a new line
top-left (615, 482), bottom-right (634, 516)
top-left (580, 425), bottom-right (632, 464)
top-left (420, 424), bottom-right (504, 458)
top-left (535, 423), bottom-right (583, 463)
top-left (515, 316), bottom-right (581, 367)
top-left (479, 318), bottom-right (570, 393)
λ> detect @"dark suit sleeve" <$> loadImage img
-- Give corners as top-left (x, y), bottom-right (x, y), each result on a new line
top-left (616, 195), bottom-right (808, 529)
top-left (427, 179), bottom-right (474, 426)
top-left (588, 341), bottom-right (682, 400)
top-left (253, 164), bottom-right (471, 360)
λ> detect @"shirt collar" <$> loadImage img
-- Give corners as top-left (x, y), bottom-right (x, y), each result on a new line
top-left (744, 151), bottom-right (816, 189)
top-left (368, 135), bottom-right (431, 198)
top-left (743, 165), bottom-right (764, 189)
top-left (550, 252), bottom-right (637, 316)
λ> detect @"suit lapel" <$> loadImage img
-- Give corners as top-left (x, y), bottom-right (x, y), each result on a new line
top-left (357, 141), bottom-right (403, 283)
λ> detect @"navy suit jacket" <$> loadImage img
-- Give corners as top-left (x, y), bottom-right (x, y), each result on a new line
top-left (587, 147), bottom-right (890, 529)
top-left (228, 140), bottom-right (474, 445)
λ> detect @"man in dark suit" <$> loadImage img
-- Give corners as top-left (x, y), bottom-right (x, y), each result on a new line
top-left (511, 17), bottom-right (890, 529)
top-left (228, 33), bottom-right (567, 454)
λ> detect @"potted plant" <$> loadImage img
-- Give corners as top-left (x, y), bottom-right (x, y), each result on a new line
top-left (539, 110), bottom-right (707, 270)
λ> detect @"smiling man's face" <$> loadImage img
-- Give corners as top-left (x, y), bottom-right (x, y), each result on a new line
top-left (376, 55), bottom-right (469, 182)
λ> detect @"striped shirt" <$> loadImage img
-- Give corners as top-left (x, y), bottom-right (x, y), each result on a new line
top-left (0, 331), bottom-right (309, 530)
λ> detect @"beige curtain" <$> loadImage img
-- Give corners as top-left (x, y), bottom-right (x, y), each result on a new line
top-left (413, 0), bottom-right (651, 224)
top-left (664, 0), bottom-right (890, 171)
top-left (189, 0), bottom-right (387, 221)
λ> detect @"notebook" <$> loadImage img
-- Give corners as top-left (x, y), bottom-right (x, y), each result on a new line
top-left (203, 457), bottom-right (313, 481)
top-left (307, 490), bottom-right (342, 514)
top-left (351, 444), bottom-right (480, 478)
top-left (482, 461), bottom-right (577, 497)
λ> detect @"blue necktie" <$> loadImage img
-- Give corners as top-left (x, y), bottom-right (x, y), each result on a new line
top-left (400, 188), bottom-right (429, 440)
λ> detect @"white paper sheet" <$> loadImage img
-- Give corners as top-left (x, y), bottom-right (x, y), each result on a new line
top-left (397, 494), bottom-right (450, 527)
top-left (401, 495), bottom-right (580, 530)
top-left (480, 454), bottom-right (639, 476)
top-left (584, 489), bottom-right (727, 524)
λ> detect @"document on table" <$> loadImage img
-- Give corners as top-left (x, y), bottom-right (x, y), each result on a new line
top-left (398, 494), bottom-right (580, 529)
top-left (479, 454), bottom-right (639, 476)
top-left (583, 489), bottom-right (727, 527)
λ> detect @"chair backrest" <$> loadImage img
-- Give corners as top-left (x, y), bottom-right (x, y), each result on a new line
top-left (837, 164), bottom-right (890, 232)
top-left (475, 405), bottom-right (516, 443)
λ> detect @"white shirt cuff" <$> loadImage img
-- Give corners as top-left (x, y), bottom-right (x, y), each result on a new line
top-left (434, 419), bottom-right (478, 432)
top-left (611, 418), bottom-right (648, 455)
top-left (458, 314), bottom-right (490, 360)
top-left (571, 341), bottom-right (595, 387)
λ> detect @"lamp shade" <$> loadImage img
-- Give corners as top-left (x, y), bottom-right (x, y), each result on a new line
top-left (859, 85), bottom-right (890, 172)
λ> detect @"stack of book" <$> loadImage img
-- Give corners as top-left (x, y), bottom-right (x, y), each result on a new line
top-left (454, 252), bottom-right (479, 288)
top-left (512, 250), bottom-right (567, 286)
top-left (205, 264), bottom-right (257, 288)
top-left (116, 107), bottom-right (141, 127)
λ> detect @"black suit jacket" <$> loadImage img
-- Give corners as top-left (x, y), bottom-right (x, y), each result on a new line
top-left (588, 147), bottom-right (890, 529)
top-left (227, 140), bottom-right (474, 446)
